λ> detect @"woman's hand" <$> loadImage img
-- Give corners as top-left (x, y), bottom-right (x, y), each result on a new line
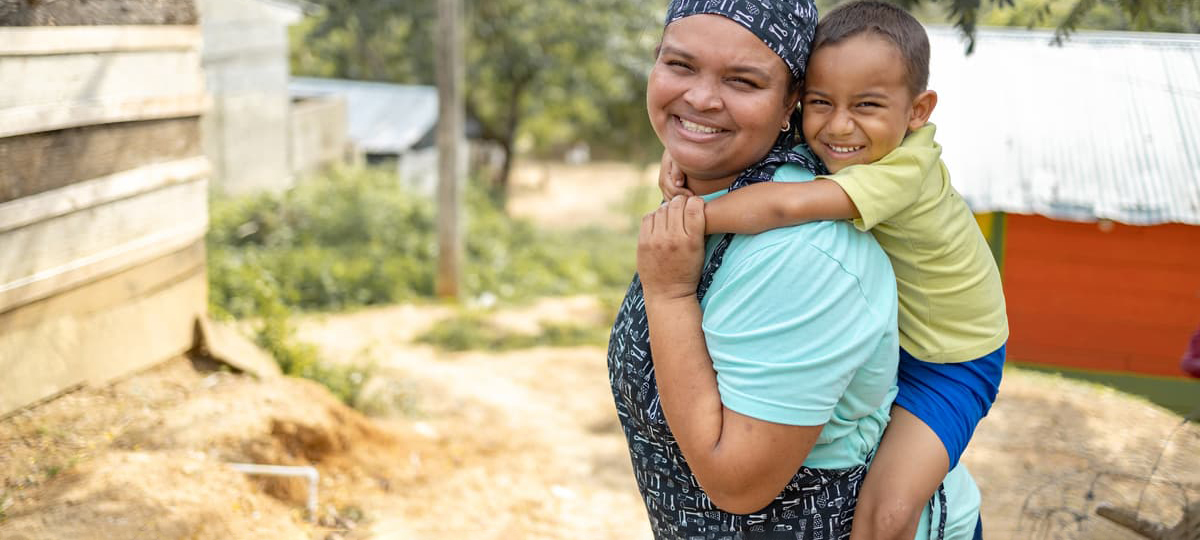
top-left (658, 150), bottom-right (695, 200)
top-left (638, 194), bottom-right (707, 302)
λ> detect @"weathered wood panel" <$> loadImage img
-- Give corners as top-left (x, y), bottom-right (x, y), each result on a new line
top-left (0, 163), bottom-right (209, 313)
top-left (0, 46), bottom-right (205, 138)
top-left (0, 118), bottom-right (202, 203)
top-left (0, 25), bottom-right (199, 55)
top-left (1003, 214), bottom-right (1200, 377)
top-left (0, 242), bottom-right (206, 414)
top-left (0, 1), bottom-right (197, 26)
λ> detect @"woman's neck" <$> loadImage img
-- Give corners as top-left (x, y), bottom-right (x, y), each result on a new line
top-left (685, 174), bottom-right (738, 196)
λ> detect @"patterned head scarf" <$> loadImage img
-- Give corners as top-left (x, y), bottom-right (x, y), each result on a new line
top-left (666, 0), bottom-right (819, 84)
top-left (664, 0), bottom-right (827, 191)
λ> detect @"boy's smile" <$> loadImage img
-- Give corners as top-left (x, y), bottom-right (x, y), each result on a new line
top-left (801, 33), bottom-right (934, 173)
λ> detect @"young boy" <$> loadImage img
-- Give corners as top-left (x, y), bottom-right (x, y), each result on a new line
top-left (660, 2), bottom-right (1007, 539)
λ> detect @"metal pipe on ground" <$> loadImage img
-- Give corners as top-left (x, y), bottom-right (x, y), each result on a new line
top-left (227, 462), bottom-right (319, 519)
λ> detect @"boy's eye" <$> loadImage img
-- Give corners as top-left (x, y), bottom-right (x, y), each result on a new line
top-left (856, 101), bottom-right (883, 108)
top-left (806, 98), bottom-right (831, 107)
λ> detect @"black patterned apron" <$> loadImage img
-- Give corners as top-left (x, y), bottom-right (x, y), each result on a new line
top-left (607, 231), bottom-right (868, 540)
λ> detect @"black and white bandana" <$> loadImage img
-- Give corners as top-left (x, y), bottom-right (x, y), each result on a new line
top-left (666, 0), bottom-right (820, 82)
top-left (665, 0), bottom-right (828, 195)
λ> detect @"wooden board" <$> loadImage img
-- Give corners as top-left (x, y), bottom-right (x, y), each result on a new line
top-left (0, 26), bottom-right (200, 56)
top-left (0, 118), bottom-right (202, 204)
top-left (0, 170), bottom-right (208, 313)
top-left (0, 1), bottom-right (198, 26)
top-left (0, 49), bottom-right (205, 138)
top-left (0, 241), bottom-right (206, 415)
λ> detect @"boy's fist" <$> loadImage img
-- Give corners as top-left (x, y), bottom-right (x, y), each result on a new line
top-left (658, 150), bottom-right (694, 200)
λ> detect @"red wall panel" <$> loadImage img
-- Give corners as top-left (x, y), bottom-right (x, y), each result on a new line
top-left (1003, 214), bottom-right (1200, 377)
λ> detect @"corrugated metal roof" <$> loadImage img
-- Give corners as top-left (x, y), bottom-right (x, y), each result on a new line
top-left (289, 77), bottom-right (437, 154)
top-left (927, 26), bottom-right (1200, 225)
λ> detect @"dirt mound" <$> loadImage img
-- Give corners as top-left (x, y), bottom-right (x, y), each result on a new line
top-left (0, 356), bottom-right (400, 540)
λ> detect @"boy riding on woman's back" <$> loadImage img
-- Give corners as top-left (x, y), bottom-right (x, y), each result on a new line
top-left (660, 2), bottom-right (1008, 538)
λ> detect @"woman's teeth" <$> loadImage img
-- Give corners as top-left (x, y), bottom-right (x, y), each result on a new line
top-left (679, 118), bottom-right (722, 134)
top-left (830, 144), bottom-right (863, 153)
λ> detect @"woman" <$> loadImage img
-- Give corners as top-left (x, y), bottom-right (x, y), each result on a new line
top-left (606, 1), bottom-right (978, 538)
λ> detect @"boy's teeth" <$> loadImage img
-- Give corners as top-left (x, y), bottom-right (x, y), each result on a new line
top-left (680, 118), bottom-right (721, 134)
top-left (830, 144), bottom-right (862, 153)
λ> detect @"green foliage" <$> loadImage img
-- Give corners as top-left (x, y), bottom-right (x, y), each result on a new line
top-left (415, 311), bottom-right (610, 351)
top-left (976, 0), bottom-right (1200, 35)
top-left (292, 0), bottom-right (662, 167)
top-left (208, 165), bottom-right (638, 363)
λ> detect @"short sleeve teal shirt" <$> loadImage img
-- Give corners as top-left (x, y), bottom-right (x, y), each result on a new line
top-left (697, 159), bottom-right (981, 539)
top-left (698, 161), bottom-right (899, 469)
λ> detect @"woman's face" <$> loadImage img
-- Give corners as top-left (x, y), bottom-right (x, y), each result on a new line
top-left (647, 14), bottom-right (798, 193)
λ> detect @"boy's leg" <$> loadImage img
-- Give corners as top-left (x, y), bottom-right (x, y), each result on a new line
top-left (851, 345), bottom-right (1004, 540)
top-left (850, 406), bottom-right (948, 540)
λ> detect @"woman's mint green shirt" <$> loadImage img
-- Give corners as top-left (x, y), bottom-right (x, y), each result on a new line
top-left (698, 161), bottom-right (899, 469)
top-left (696, 160), bottom-right (980, 539)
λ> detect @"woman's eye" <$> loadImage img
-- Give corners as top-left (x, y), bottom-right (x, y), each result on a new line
top-left (666, 60), bottom-right (693, 71)
top-left (730, 78), bottom-right (761, 89)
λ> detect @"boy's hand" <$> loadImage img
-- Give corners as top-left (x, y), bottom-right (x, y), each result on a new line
top-left (658, 150), bottom-right (695, 200)
top-left (638, 195), bottom-right (706, 302)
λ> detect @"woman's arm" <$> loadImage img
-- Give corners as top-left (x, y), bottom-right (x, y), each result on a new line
top-left (637, 195), bottom-right (825, 514)
top-left (703, 179), bottom-right (860, 235)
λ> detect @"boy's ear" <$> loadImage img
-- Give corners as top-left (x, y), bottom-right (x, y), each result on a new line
top-left (908, 90), bottom-right (937, 131)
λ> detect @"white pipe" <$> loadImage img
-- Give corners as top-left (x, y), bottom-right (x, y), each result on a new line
top-left (227, 462), bottom-right (319, 519)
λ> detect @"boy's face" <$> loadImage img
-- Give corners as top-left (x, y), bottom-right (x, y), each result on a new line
top-left (801, 33), bottom-right (931, 173)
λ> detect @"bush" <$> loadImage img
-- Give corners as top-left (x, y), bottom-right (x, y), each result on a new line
top-left (207, 165), bottom-right (639, 392)
top-left (415, 311), bottom-right (610, 352)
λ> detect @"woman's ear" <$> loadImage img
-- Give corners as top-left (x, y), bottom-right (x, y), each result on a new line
top-left (907, 89), bottom-right (937, 131)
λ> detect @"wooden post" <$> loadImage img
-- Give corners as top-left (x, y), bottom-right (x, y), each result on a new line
top-left (434, 0), bottom-right (464, 300)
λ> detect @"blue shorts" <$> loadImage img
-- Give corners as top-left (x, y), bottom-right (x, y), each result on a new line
top-left (894, 344), bottom-right (1006, 470)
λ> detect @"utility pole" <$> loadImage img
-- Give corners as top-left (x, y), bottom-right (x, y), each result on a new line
top-left (434, 0), bottom-right (464, 299)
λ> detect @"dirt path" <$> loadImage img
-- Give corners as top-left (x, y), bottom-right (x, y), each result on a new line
top-left (296, 298), bottom-right (651, 539)
top-left (297, 299), bottom-right (1200, 540)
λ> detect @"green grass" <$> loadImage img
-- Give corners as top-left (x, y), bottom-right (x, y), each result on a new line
top-left (415, 311), bottom-right (610, 352)
top-left (207, 165), bottom-right (640, 401)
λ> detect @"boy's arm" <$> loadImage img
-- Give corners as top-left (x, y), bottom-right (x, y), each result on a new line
top-left (703, 179), bottom-right (860, 235)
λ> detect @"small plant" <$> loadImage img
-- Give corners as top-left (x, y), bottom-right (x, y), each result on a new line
top-left (415, 311), bottom-right (609, 352)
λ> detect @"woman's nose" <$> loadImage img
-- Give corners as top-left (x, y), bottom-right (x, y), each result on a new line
top-left (682, 78), bottom-right (722, 111)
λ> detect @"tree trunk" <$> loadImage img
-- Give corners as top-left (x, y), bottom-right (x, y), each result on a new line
top-left (489, 76), bottom-right (529, 205)
top-left (1096, 501), bottom-right (1200, 540)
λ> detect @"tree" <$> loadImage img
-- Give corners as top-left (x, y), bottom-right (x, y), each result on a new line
top-left (294, 0), bottom-right (659, 199)
top-left (294, 0), bottom-right (1194, 199)
top-left (817, 0), bottom-right (1199, 52)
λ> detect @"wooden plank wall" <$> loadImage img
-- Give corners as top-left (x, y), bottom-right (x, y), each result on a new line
top-left (0, 18), bottom-right (209, 414)
top-left (1003, 214), bottom-right (1200, 377)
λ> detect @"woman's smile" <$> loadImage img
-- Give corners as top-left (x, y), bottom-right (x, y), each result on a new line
top-left (672, 114), bottom-right (730, 140)
top-left (645, 14), bottom-right (797, 190)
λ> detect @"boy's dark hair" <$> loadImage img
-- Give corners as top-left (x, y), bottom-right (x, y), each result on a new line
top-left (813, 0), bottom-right (930, 96)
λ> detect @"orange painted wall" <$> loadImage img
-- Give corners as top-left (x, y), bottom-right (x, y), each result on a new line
top-left (1002, 214), bottom-right (1200, 378)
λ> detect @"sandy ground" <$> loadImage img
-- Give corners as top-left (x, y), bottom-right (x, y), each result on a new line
top-left (2, 161), bottom-right (1198, 539)
top-left (3, 297), bottom-right (1196, 540)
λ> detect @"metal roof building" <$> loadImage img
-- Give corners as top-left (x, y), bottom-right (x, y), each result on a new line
top-left (289, 77), bottom-right (438, 155)
top-left (926, 26), bottom-right (1200, 225)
